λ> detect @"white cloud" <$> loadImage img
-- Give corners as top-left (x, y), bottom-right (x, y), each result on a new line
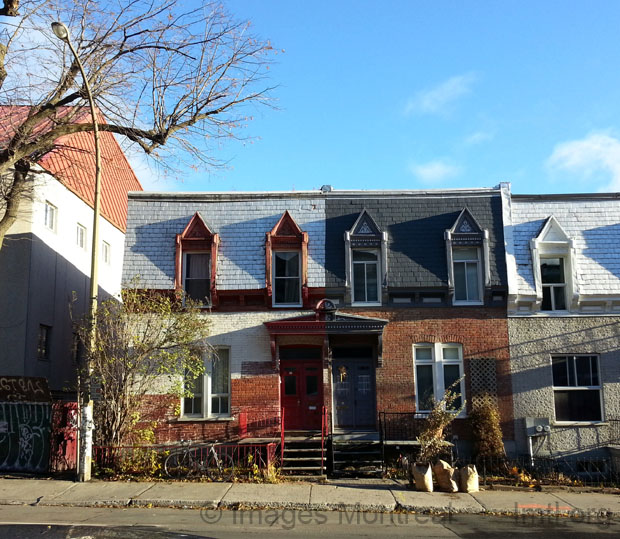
top-left (409, 160), bottom-right (461, 184)
top-left (464, 130), bottom-right (494, 146)
top-left (546, 132), bottom-right (620, 192)
top-left (405, 72), bottom-right (477, 116)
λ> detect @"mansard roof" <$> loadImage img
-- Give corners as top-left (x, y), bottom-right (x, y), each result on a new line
top-left (510, 196), bottom-right (620, 297)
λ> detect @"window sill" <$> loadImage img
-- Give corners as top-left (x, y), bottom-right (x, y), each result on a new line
top-left (175, 416), bottom-right (234, 423)
top-left (452, 301), bottom-right (483, 306)
top-left (272, 304), bottom-right (303, 309)
top-left (351, 302), bottom-right (382, 307)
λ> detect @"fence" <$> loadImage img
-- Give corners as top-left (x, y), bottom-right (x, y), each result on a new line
top-left (379, 411), bottom-right (453, 442)
top-left (93, 441), bottom-right (277, 477)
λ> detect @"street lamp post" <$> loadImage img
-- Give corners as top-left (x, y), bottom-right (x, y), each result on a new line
top-left (51, 21), bottom-right (101, 482)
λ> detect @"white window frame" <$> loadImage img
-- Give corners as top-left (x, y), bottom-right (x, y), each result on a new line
top-left (272, 250), bottom-right (302, 307)
top-left (182, 251), bottom-right (211, 306)
top-left (452, 246), bottom-right (483, 305)
top-left (182, 347), bottom-right (231, 419)
top-left (540, 257), bottom-right (567, 311)
top-left (352, 249), bottom-right (381, 305)
top-left (551, 354), bottom-right (603, 424)
top-left (44, 201), bottom-right (57, 232)
top-left (76, 223), bottom-right (87, 250)
top-left (413, 343), bottom-right (465, 415)
top-left (101, 241), bottom-right (111, 265)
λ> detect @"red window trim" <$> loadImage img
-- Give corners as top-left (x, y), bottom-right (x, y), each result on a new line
top-left (265, 210), bottom-right (309, 307)
top-left (174, 212), bottom-right (220, 306)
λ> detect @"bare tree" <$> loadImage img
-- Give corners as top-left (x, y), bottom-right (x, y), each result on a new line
top-left (74, 288), bottom-right (211, 446)
top-left (0, 0), bottom-right (276, 248)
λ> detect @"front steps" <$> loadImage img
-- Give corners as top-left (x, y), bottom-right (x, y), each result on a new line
top-left (281, 432), bottom-right (327, 478)
top-left (331, 432), bottom-right (382, 477)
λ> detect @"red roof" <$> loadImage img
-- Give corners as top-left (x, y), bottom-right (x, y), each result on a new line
top-left (0, 106), bottom-right (143, 232)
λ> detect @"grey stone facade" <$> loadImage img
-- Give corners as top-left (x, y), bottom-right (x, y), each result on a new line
top-left (509, 316), bottom-right (620, 456)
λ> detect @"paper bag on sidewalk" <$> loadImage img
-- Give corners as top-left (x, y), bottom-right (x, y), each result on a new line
top-left (411, 462), bottom-right (433, 492)
top-left (459, 464), bottom-right (479, 493)
top-left (433, 459), bottom-right (459, 493)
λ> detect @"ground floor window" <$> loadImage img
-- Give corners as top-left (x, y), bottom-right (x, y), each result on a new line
top-left (551, 355), bottom-right (602, 422)
top-left (413, 343), bottom-right (464, 412)
top-left (182, 347), bottom-right (231, 418)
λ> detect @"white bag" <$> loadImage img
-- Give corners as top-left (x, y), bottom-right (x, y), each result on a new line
top-left (459, 464), bottom-right (479, 493)
top-left (411, 462), bottom-right (434, 492)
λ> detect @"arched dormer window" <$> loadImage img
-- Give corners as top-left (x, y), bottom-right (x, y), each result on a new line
top-left (265, 211), bottom-right (308, 308)
top-left (175, 212), bottom-right (220, 307)
top-left (445, 208), bottom-right (490, 305)
top-left (345, 209), bottom-right (388, 306)
top-left (530, 216), bottom-right (577, 312)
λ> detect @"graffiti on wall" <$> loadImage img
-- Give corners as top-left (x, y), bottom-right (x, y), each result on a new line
top-left (0, 377), bottom-right (51, 402)
top-left (0, 402), bottom-right (51, 472)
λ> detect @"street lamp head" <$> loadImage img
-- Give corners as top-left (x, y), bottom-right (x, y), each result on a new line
top-left (51, 21), bottom-right (69, 42)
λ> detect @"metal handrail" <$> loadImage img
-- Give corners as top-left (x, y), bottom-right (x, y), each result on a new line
top-left (280, 407), bottom-right (285, 467)
top-left (321, 406), bottom-right (327, 475)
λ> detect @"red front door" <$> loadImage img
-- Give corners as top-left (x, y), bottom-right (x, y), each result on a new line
top-left (281, 360), bottom-right (323, 430)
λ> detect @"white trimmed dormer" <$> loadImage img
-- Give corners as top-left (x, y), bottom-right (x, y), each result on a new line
top-left (344, 209), bottom-right (388, 306)
top-left (530, 216), bottom-right (578, 313)
top-left (444, 208), bottom-right (490, 305)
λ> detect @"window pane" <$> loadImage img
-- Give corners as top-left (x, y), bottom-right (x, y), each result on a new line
top-left (353, 263), bottom-right (366, 301)
top-left (211, 397), bottom-right (220, 414)
top-left (185, 279), bottom-right (210, 303)
top-left (454, 262), bottom-right (467, 301)
top-left (553, 286), bottom-right (566, 310)
top-left (591, 357), bottom-right (599, 386)
top-left (184, 396), bottom-right (201, 415)
top-left (353, 250), bottom-right (378, 262)
top-left (306, 375), bottom-right (318, 396)
top-left (443, 364), bottom-right (462, 409)
top-left (218, 396), bottom-right (229, 414)
top-left (212, 350), bottom-right (229, 394)
top-left (366, 263), bottom-right (378, 302)
top-left (186, 253), bottom-right (210, 279)
top-left (442, 347), bottom-right (459, 360)
top-left (275, 277), bottom-right (300, 304)
top-left (552, 357), bottom-right (569, 386)
top-left (575, 356), bottom-right (593, 386)
top-left (554, 390), bottom-right (601, 421)
top-left (466, 262), bottom-right (479, 300)
top-left (416, 364), bottom-right (434, 410)
top-left (541, 258), bottom-right (564, 284)
top-left (453, 247), bottom-right (478, 261)
top-left (542, 287), bottom-right (552, 310)
top-left (275, 252), bottom-right (299, 277)
top-left (415, 347), bottom-right (433, 361)
top-left (284, 375), bottom-right (297, 395)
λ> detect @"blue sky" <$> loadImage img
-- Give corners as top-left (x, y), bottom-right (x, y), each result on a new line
top-left (136, 1), bottom-right (620, 194)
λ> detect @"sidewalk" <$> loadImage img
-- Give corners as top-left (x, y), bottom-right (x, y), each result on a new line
top-left (0, 477), bottom-right (619, 517)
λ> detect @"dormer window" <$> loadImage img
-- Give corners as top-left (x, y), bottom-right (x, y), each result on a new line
top-left (266, 211), bottom-right (308, 308)
top-left (345, 210), bottom-right (387, 306)
top-left (530, 216), bottom-right (575, 313)
top-left (445, 209), bottom-right (490, 305)
top-left (175, 212), bottom-right (219, 307)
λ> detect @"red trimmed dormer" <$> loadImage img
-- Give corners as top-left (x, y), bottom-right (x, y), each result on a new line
top-left (265, 211), bottom-right (309, 308)
top-left (175, 212), bottom-right (220, 307)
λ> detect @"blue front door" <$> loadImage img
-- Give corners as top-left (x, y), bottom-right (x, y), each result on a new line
top-left (332, 358), bottom-right (376, 429)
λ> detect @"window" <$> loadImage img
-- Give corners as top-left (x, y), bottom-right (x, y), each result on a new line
top-left (552, 355), bottom-right (602, 422)
top-left (453, 247), bottom-right (481, 302)
top-left (37, 325), bottom-right (51, 361)
top-left (175, 212), bottom-right (220, 307)
top-left (44, 202), bottom-right (57, 231)
top-left (102, 241), bottom-right (111, 264)
top-left (413, 343), bottom-right (464, 413)
top-left (541, 258), bottom-right (566, 311)
top-left (182, 252), bottom-right (211, 305)
top-left (76, 224), bottom-right (86, 249)
top-left (352, 250), bottom-right (379, 304)
top-left (273, 251), bottom-right (301, 306)
top-left (182, 348), bottom-right (231, 418)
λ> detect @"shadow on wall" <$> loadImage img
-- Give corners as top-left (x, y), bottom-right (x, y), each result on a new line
top-left (582, 222), bottom-right (620, 279)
